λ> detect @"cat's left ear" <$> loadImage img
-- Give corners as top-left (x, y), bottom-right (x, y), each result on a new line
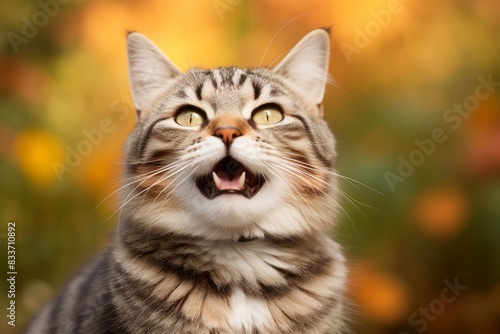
top-left (274, 29), bottom-right (330, 113)
top-left (126, 32), bottom-right (183, 117)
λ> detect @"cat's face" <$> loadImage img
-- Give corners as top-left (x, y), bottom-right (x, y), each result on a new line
top-left (123, 30), bottom-right (338, 240)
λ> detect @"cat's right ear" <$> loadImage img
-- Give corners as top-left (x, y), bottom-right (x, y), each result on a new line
top-left (274, 29), bottom-right (330, 113)
top-left (126, 32), bottom-right (183, 117)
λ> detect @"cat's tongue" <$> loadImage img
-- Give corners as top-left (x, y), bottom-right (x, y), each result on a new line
top-left (212, 171), bottom-right (245, 191)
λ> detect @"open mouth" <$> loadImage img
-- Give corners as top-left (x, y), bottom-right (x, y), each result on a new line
top-left (196, 156), bottom-right (265, 199)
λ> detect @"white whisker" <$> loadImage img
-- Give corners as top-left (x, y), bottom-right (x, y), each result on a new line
top-left (270, 161), bottom-right (360, 240)
top-left (148, 162), bottom-right (198, 210)
top-left (278, 155), bottom-right (385, 197)
top-left (96, 159), bottom-right (192, 211)
top-left (258, 13), bottom-right (311, 70)
top-left (100, 159), bottom-right (193, 225)
top-left (274, 155), bottom-right (381, 212)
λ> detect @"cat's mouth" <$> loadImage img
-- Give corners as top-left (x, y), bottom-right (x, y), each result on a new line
top-left (196, 157), bottom-right (265, 199)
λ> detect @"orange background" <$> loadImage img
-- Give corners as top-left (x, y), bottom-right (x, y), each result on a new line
top-left (0, 0), bottom-right (499, 333)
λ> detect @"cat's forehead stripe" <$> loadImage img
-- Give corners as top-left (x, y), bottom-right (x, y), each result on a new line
top-left (195, 83), bottom-right (203, 100)
top-left (252, 81), bottom-right (262, 100)
top-left (203, 69), bottom-right (281, 100)
top-left (238, 73), bottom-right (248, 86)
top-left (196, 67), bottom-right (252, 89)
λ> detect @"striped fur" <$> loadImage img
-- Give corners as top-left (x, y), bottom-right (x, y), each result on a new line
top-left (26, 29), bottom-right (349, 333)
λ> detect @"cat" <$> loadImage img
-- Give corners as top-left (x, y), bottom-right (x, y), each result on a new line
top-left (26, 28), bottom-right (348, 334)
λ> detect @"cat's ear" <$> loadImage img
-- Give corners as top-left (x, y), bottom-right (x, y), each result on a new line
top-left (126, 32), bottom-right (183, 115)
top-left (274, 29), bottom-right (330, 108)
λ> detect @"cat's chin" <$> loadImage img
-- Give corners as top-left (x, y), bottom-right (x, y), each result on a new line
top-left (195, 156), bottom-right (265, 199)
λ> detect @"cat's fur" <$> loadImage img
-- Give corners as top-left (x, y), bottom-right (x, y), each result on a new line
top-left (26, 29), bottom-right (348, 333)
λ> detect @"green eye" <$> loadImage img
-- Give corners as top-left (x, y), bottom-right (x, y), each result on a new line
top-left (175, 108), bottom-right (205, 127)
top-left (252, 106), bottom-right (284, 125)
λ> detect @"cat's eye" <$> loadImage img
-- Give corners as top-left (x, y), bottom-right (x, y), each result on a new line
top-left (175, 108), bottom-right (205, 127)
top-left (252, 105), bottom-right (284, 125)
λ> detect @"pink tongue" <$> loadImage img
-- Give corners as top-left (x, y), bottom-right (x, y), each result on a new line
top-left (215, 171), bottom-right (243, 191)
top-left (219, 179), bottom-right (242, 191)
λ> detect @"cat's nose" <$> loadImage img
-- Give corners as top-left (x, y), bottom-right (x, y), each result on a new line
top-left (214, 126), bottom-right (242, 146)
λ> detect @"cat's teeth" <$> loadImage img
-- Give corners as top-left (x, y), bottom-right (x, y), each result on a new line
top-left (238, 171), bottom-right (246, 189)
top-left (212, 172), bottom-right (222, 189)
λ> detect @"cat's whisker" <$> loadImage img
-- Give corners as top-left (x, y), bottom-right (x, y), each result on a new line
top-left (96, 166), bottom-right (168, 209)
top-left (332, 172), bottom-right (386, 197)
top-left (112, 155), bottom-right (183, 165)
top-left (130, 160), bottom-right (195, 212)
top-left (103, 172), bottom-right (169, 226)
top-left (275, 160), bottom-right (366, 238)
top-left (272, 158), bottom-right (379, 215)
top-left (262, 161), bottom-right (310, 205)
top-left (270, 161), bottom-right (360, 239)
top-left (96, 164), bottom-right (171, 211)
top-left (124, 159), bottom-right (192, 192)
top-left (278, 155), bottom-right (385, 197)
top-left (162, 166), bottom-right (199, 200)
top-left (270, 161), bottom-right (331, 198)
top-left (265, 49), bottom-right (291, 70)
top-left (148, 162), bottom-right (198, 210)
top-left (101, 159), bottom-right (194, 225)
top-left (124, 159), bottom-right (194, 206)
top-left (257, 13), bottom-right (311, 71)
top-left (96, 159), bottom-right (192, 211)
top-left (136, 170), bottom-right (174, 212)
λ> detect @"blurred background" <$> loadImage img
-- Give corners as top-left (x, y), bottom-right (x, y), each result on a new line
top-left (0, 0), bottom-right (499, 333)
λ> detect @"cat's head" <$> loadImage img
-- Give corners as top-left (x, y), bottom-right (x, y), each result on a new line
top-left (122, 29), bottom-right (338, 240)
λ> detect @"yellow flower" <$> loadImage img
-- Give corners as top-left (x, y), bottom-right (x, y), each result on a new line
top-left (14, 128), bottom-right (65, 187)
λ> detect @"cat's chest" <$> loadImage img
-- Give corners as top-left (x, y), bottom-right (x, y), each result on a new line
top-left (117, 237), bottom-right (343, 333)
top-left (227, 288), bottom-right (272, 332)
top-left (201, 240), bottom-right (293, 285)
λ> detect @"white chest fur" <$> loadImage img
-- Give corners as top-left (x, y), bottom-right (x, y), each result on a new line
top-left (228, 288), bottom-right (272, 332)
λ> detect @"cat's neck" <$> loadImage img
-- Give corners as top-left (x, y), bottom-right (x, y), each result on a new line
top-left (115, 219), bottom-right (336, 296)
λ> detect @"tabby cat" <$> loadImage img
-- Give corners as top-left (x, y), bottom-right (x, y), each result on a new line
top-left (26, 28), bottom-right (348, 333)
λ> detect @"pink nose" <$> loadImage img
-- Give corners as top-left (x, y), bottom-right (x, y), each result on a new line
top-left (214, 126), bottom-right (242, 146)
